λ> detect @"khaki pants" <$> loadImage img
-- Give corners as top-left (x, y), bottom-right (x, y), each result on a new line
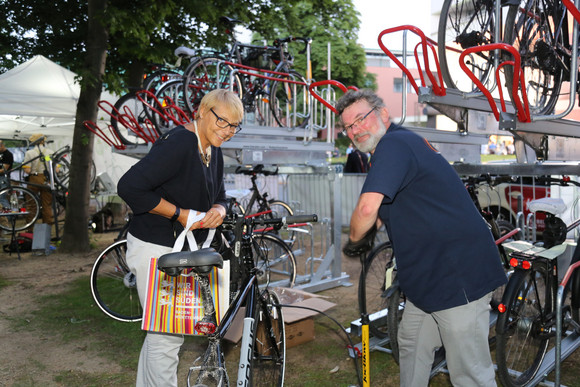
top-left (398, 293), bottom-right (497, 387)
top-left (127, 233), bottom-right (183, 387)
top-left (28, 174), bottom-right (54, 225)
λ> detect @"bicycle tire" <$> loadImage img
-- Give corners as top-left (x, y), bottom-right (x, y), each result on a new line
top-left (250, 289), bottom-right (285, 386)
top-left (252, 232), bottom-right (296, 288)
top-left (0, 186), bottom-right (40, 232)
top-left (268, 70), bottom-right (309, 128)
top-left (90, 239), bottom-right (142, 322)
top-left (386, 284), bottom-right (404, 364)
top-left (153, 79), bottom-right (189, 134)
top-left (51, 147), bottom-right (96, 191)
top-left (495, 266), bottom-right (554, 387)
top-left (265, 200), bottom-right (296, 247)
top-left (110, 92), bottom-right (156, 146)
top-left (503, 0), bottom-right (564, 116)
top-left (358, 242), bottom-right (395, 339)
top-left (438, 0), bottom-right (497, 91)
top-left (182, 56), bottom-right (243, 114)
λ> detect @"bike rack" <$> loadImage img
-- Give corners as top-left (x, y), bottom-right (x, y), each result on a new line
top-left (377, 25), bottom-right (446, 98)
top-left (460, 43), bottom-right (531, 123)
top-left (83, 120), bottom-right (127, 150)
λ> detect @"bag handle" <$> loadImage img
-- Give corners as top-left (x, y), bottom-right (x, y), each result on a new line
top-left (172, 210), bottom-right (216, 253)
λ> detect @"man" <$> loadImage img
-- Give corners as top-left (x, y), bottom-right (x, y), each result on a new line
top-left (22, 134), bottom-right (54, 226)
top-left (0, 140), bottom-right (14, 173)
top-left (339, 90), bottom-right (505, 386)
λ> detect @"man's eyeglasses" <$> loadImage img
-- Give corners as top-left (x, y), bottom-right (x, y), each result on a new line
top-left (342, 106), bottom-right (377, 135)
top-left (210, 108), bottom-right (242, 134)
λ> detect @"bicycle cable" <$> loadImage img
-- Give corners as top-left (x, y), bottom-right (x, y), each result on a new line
top-left (276, 303), bottom-right (363, 387)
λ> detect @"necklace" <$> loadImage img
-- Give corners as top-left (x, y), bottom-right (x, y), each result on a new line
top-left (194, 120), bottom-right (211, 167)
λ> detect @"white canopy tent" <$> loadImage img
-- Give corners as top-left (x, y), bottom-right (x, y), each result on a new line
top-left (0, 55), bottom-right (135, 184)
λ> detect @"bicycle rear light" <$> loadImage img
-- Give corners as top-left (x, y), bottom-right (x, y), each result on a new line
top-left (509, 257), bottom-right (531, 270)
top-left (195, 321), bottom-right (216, 335)
top-left (497, 303), bottom-right (506, 313)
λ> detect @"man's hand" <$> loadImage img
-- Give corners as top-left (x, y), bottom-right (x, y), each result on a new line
top-left (342, 224), bottom-right (377, 257)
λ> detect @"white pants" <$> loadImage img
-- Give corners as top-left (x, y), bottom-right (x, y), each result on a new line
top-left (127, 233), bottom-right (184, 387)
top-left (398, 292), bottom-right (497, 387)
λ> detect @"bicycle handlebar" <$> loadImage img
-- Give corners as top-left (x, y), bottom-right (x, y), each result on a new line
top-left (537, 175), bottom-right (580, 187)
top-left (462, 174), bottom-right (515, 187)
top-left (235, 164), bottom-right (279, 176)
top-left (222, 214), bottom-right (318, 228)
top-left (273, 36), bottom-right (311, 54)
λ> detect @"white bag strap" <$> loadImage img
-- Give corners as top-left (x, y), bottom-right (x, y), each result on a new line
top-left (172, 210), bottom-right (216, 252)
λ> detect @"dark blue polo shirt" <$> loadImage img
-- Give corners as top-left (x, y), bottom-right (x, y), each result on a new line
top-left (362, 124), bottom-right (506, 312)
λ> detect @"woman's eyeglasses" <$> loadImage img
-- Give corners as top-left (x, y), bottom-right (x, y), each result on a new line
top-left (210, 108), bottom-right (242, 134)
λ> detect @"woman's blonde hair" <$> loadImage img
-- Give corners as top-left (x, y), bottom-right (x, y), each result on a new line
top-left (198, 89), bottom-right (244, 122)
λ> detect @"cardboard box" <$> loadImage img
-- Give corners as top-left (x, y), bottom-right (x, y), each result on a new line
top-left (223, 287), bottom-right (336, 349)
top-left (274, 287), bottom-right (337, 348)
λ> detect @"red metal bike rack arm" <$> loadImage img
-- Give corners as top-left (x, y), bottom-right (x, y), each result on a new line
top-left (97, 99), bottom-right (158, 143)
top-left (308, 80), bottom-right (359, 115)
top-left (563, 0), bottom-right (580, 23)
top-left (378, 25), bottom-right (446, 96)
top-left (83, 120), bottom-right (127, 150)
top-left (459, 43), bottom-right (531, 122)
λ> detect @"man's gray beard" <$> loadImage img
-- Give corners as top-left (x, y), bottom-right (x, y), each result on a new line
top-left (354, 119), bottom-right (387, 153)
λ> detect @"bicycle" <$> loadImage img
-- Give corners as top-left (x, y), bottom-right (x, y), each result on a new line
top-left (228, 164), bottom-right (296, 246)
top-left (357, 174), bottom-right (520, 364)
top-left (0, 140), bottom-right (76, 234)
top-left (90, 211), bottom-right (300, 323)
top-left (155, 213), bottom-right (315, 386)
top-left (181, 16), bottom-right (311, 129)
top-left (438, 0), bottom-right (518, 92)
top-left (495, 177), bottom-right (580, 387)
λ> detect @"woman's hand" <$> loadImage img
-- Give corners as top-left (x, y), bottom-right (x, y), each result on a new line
top-left (199, 205), bottom-right (226, 229)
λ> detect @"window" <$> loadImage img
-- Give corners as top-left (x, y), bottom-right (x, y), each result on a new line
top-left (393, 78), bottom-right (414, 93)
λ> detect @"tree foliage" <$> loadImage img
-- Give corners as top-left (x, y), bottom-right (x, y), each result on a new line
top-left (1, 0), bottom-right (373, 92)
top-left (0, 0), bottom-right (371, 252)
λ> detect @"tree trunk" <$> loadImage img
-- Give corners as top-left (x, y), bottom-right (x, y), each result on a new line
top-left (59, 0), bottom-right (109, 253)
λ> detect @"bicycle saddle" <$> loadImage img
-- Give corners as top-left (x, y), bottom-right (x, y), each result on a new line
top-left (157, 248), bottom-right (223, 276)
top-left (220, 16), bottom-right (241, 25)
top-left (528, 197), bottom-right (567, 215)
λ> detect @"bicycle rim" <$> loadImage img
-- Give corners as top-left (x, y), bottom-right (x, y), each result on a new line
top-left (183, 56), bottom-right (243, 114)
top-left (265, 200), bottom-right (295, 247)
top-left (269, 70), bottom-right (309, 128)
top-left (0, 187), bottom-right (40, 231)
top-left (90, 240), bottom-right (142, 322)
top-left (358, 242), bottom-right (394, 339)
top-left (438, 0), bottom-right (497, 91)
top-left (110, 92), bottom-right (155, 146)
top-left (153, 79), bottom-right (188, 134)
top-left (252, 233), bottom-right (296, 288)
top-left (504, 0), bottom-right (564, 115)
top-left (496, 268), bottom-right (553, 387)
top-left (250, 290), bottom-right (285, 386)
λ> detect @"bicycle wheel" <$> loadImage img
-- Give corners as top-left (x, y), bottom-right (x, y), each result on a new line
top-left (504, 0), bottom-right (565, 115)
top-left (265, 200), bottom-right (296, 247)
top-left (252, 232), bottom-right (296, 288)
top-left (387, 284), bottom-right (405, 364)
top-left (182, 56), bottom-right (243, 114)
top-left (438, 0), bottom-right (497, 91)
top-left (495, 266), bottom-right (554, 387)
top-left (0, 186), bottom-right (40, 232)
top-left (90, 240), bottom-right (142, 322)
top-left (250, 289), bottom-right (285, 386)
top-left (51, 147), bottom-right (96, 191)
top-left (358, 242), bottom-right (395, 339)
top-left (268, 70), bottom-right (309, 128)
top-left (153, 79), bottom-right (189, 134)
top-left (110, 92), bottom-right (157, 146)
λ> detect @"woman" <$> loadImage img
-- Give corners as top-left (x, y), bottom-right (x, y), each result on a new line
top-left (117, 89), bottom-right (243, 386)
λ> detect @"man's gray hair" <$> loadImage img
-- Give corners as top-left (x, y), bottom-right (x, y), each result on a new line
top-left (335, 89), bottom-right (386, 117)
